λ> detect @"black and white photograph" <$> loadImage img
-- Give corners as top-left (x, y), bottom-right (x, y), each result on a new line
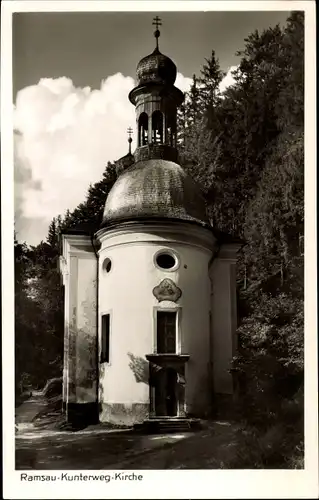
top-left (2, 1), bottom-right (317, 498)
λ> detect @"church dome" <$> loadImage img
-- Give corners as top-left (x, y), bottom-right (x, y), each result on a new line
top-left (102, 159), bottom-right (209, 227)
top-left (136, 48), bottom-right (177, 86)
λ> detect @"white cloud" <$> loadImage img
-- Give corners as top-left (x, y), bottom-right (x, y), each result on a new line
top-left (220, 66), bottom-right (237, 93)
top-left (14, 72), bottom-right (193, 245)
top-left (175, 73), bottom-right (192, 92)
top-left (14, 69), bottom-right (236, 245)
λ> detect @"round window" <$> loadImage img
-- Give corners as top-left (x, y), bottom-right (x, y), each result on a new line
top-left (155, 251), bottom-right (178, 271)
top-left (102, 258), bottom-right (112, 273)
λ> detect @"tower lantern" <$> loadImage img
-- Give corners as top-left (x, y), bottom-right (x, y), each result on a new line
top-left (129, 18), bottom-right (184, 163)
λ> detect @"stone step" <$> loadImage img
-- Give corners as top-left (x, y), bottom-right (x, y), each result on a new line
top-left (134, 418), bottom-right (201, 434)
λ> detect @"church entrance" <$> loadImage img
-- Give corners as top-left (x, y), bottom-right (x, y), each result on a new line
top-left (154, 367), bottom-right (178, 417)
top-left (165, 368), bottom-right (178, 416)
top-left (147, 354), bottom-right (189, 419)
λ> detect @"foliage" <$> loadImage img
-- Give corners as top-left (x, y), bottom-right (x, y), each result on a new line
top-left (15, 237), bottom-right (64, 397)
top-left (178, 11), bottom-right (304, 455)
top-left (14, 161), bottom-right (118, 397)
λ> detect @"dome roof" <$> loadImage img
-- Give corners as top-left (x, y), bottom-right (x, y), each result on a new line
top-left (136, 48), bottom-right (177, 86)
top-left (102, 159), bottom-right (209, 227)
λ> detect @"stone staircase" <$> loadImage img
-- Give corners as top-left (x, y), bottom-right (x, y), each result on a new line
top-left (134, 417), bottom-right (202, 434)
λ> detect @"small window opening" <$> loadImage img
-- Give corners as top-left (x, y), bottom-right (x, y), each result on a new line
top-left (156, 252), bottom-right (176, 270)
top-left (157, 311), bottom-right (177, 354)
top-left (103, 258), bottom-right (112, 273)
top-left (166, 115), bottom-right (176, 147)
top-left (101, 314), bottom-right (110, 363)
top-left (152, 111), bottom-right (163, 144)
top-left (138, 112), bottom-right (148, 146)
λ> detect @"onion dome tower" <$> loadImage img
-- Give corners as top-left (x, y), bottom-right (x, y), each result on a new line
top-left (101, 17), bottom-right (209, 230)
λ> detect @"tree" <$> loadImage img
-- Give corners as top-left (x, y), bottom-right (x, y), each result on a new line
top-left (177, 12), bottom-right (304, 436)
top-left (199, 50), bottom-right (226, 129)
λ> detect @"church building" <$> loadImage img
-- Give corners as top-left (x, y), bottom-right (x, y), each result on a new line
top-left (60, 18), bottom-right (242, 428)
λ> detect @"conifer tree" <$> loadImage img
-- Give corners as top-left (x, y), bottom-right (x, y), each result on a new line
top-left (199, 50), bottom-right (225, 129)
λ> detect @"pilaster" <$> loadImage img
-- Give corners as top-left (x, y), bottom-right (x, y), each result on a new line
top-left (209, 243), bottom-right (241, 395)
top-left (61, 233), bottom-right (99, 424)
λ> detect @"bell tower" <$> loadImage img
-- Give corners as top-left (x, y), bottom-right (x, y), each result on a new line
top-left (129, 17), bottom-right (184, 163)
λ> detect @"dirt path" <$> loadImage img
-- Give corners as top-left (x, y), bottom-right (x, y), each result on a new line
top-left (16, 420), bottom-right (241, 470)
top-left (15, 395), bottom-right (242, 469)
top-left (107, 421), bottom-right (241, 469)
top-left (16, 428), bottom-right (195, 469)
top-left (15, 394), bottom-right (47, 425)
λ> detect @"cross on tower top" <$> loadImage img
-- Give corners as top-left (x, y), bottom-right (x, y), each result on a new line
top-left (152, 16), bottom-right (162, 49)
top-left (152, 15), bottom-right (162, 30)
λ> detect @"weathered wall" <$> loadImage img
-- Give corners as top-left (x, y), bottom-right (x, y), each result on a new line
top-left (75, 257), bottom-right (98, 403)
top-left (209, 245), bottom-right (239, 395)
top-left (61, 235), bottom-right (98, 420)
top-left (97, 222), bottom-right (215, 424)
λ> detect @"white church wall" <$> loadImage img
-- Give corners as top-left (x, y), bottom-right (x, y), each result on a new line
top-left (209, 244), bottom-right (240, 395)
top-left (97, 223), bottom-right (215, 424)
top-left (179, 244), bottom-right (212, 416)
top-left (61, 235), bottom-right (98, 420)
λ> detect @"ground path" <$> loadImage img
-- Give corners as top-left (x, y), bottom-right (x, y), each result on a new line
top-left (16, 396), bottom-right (241, 469)
top-left (16, 422), bottom-right (241, 469)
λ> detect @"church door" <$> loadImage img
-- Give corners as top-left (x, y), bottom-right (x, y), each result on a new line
top-left (154, 367), bottom-right (178, 417)
top-left (165, 368), bottom-right (177, 416)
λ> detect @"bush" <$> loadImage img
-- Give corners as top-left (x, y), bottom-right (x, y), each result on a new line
top-left (230, 420), bottom-right (303, 469)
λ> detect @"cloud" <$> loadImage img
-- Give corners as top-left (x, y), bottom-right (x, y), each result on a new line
top-left (220, 66), bottom-right (237, 93)
top-left (14, 69), bottom-right (234, 245)
top-left (14, 72), bottom-right (192, 244)
top-left (175, 73), bottom-right (192, 92)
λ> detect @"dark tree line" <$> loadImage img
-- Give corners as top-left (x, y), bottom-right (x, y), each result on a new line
top-left (15, 11), bottom-right (304, 464)
top-left (177, 14), bottom-right (304, 462)
top-left (14, 162), bottom-right (117, 398)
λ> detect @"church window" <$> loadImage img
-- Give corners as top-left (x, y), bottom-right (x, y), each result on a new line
top-left (152, 110), bottom-right (163, 144)
top-left (157, 311), bottom-right (177, 353)
top-left (155, 250), bottom-right (178, 270)
top-left (102, 257), bottom-right (112, 273)
top-left (138, 112), bottom-right (148, 146)
top-left (101, 314), bottom-right (110, 363)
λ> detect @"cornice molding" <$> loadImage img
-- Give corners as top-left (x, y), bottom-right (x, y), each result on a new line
top-left (97, 220), bottom-right (216, 253)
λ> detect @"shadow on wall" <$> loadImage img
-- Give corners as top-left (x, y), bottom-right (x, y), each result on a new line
top-left (127, 352), bottom-right (149, 384)
top-left (65, 324), bottom-right (99, 428)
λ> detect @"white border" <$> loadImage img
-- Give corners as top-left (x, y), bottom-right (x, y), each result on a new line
top-left (2, 1), bottom-right (318, 499)
top-left (2, 0), bottom-right (313, 13)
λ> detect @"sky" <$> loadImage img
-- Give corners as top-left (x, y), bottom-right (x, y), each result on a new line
top-left (13, 10), bottom-right (291, 245)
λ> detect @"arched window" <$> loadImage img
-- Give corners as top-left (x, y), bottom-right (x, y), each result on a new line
top-left (152, 111), bottom-right (163, 144)
top-left (166, 114), bottom-right (176, 147)
top-left (138, 113), bottom-right (148, 146)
